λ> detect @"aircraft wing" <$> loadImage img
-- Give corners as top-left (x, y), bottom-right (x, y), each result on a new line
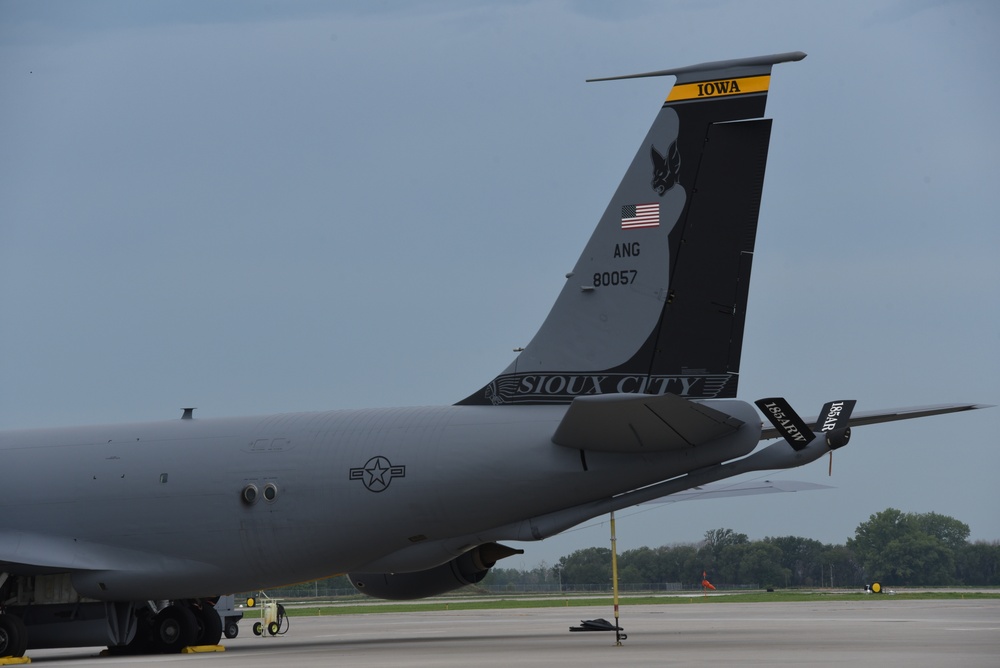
top-left (641, 479), bottom-right (832, 503)
top-left (759, 403), bottom-right (989, 441)
top-left (551, 393), bottom-right (745, 452)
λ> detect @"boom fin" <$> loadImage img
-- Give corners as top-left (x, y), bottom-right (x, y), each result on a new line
top-left (459, 52), bottom-right (805, 406)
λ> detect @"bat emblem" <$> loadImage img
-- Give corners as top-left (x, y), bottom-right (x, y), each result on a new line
top-left (650, 140), bottom-right (680, 195)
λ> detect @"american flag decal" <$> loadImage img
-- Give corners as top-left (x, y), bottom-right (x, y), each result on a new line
top-left (621, 202), bottom-right (659, 230)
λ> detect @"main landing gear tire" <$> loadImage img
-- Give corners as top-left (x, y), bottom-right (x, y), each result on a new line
top-left (152, 605), bottom-right (198, 653)
top-left (115, 615), bottom-right (153, 655)
top-left (0, 614), bottom-right (28, 659)
top-left (192, 605), bottom-right (223, 646)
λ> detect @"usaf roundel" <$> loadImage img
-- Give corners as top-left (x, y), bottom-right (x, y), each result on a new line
top-left (350, 456), bottom-right (406, 493)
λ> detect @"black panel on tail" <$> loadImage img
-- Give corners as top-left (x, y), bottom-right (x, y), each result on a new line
top-left (649, 117), bottom-right (773, 395)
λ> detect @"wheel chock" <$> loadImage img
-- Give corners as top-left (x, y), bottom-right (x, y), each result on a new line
top-left (181, 645), bottom-right (226, 653)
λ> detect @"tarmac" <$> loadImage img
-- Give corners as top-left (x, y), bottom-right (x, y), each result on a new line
top-left (21, 598), bottom-right (1000, 667)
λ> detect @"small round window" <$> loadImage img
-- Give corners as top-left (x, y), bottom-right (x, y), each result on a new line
top-left (241, 484), bottom-right (258, 505)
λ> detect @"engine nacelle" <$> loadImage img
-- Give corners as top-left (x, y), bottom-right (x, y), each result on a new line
top-left (348, 542), bottom-right (521, 600)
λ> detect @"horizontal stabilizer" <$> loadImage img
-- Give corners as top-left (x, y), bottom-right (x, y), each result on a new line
top-left (586, 51), bottom-right (807, 82)
top-left (760, 403), bottom-right (991, 441)
top-left (551, 393), bottom-right (744, 452)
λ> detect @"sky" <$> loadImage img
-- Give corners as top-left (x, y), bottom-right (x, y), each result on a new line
top-left (1, 0), bottom-right (998, 571)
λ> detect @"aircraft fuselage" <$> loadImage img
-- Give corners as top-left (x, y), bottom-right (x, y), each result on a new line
top-left (0, 402), bottom-right (760, 600)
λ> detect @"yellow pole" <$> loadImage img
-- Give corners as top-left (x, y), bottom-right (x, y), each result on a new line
top-left (610, 511), bottom-right (621, 646)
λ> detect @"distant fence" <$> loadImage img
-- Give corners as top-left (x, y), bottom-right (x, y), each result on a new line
top-left (247, 581), bottom-right (759, 600)
top-left (481, 583), bottom-right (683, 594)
top-left (481, 582), bottom-right (758, 594)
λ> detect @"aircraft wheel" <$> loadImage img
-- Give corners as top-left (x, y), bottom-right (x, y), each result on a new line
top-left (253, 621), bottom-right (264, 636)
top-left (192, 605), bottom-right (223, 646)
top-left (268, 621), bottom-right (280, 635)
top-left (152, 605), bottom-right (198, 653)
top-left (0, 614), bottom-right (28, 659)
top-left (224, 619), bottom-right (240, 639)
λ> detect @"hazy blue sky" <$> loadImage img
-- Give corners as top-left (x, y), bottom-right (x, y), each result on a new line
top-left (2, 0), bottom-right (997, 569)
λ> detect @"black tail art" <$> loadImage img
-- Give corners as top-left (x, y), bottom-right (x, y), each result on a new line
top-left (650, 140), bottom-right (680, 195)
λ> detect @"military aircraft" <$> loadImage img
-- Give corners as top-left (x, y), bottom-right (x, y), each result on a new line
top-left (0, 51), bottom-right (986, 658)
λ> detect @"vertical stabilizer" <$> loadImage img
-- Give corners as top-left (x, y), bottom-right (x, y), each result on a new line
top-left (459, 52), bottom-right (805, 406)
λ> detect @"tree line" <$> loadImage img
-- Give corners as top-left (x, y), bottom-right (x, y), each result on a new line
top-left (257, 508), bottom-right (999, 598)
top-left (484, 509), bottom-right (1000, 589)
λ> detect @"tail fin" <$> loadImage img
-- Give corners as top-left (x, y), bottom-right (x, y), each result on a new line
top-left (459, 52), bottom-right (806, 406)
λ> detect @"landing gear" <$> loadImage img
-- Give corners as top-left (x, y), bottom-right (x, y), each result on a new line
top-left (0, 574), bottom-right (227, 658)
top-left (110, 600), bottom-right (222, 655)
top-left (0, 614), bottom-right (28, 659)
top-left (192, 604), bottom-right (223, 646)
top-left (151, 605), bottom-right (198, 653)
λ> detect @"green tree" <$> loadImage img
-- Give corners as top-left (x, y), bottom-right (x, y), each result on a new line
top-left (660, 544), bottom-right (700, 585)
top-left (618, 564), bottom-right (645, 585)
top-left (818, 544), bottom-right (864, 588)
top-left (716, 542), bottom-right (750, 584)
top-left (558, 547), bottom-right (611, 585)
top-left (740, 542), bottom-right (788, 588)
top-left (911, 512), bottom-right (969, 551)
top-left (702, 528), bottom-right (749, 584)
top-left (956, 541), bottom-right (1000, 585)
top-left (764, 535), bottom-right (825, 586)
top-left (619, 546), bottom-right (661, 583)
top-left (883, 531), bottom-right (956, 585)
top-left (703, 528), bottom-right (749, 556)
top-left (848, 508), bottom-right (967, 585)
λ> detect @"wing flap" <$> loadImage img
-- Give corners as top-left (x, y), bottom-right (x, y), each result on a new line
top-left (552, 393), bottom-right (744, 452)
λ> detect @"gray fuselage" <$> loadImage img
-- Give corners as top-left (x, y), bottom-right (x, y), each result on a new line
top-left (0, 402), bottom-right (761, 600)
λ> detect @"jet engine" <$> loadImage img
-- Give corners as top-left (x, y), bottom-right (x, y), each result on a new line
top-left (348, 542), bottom-right (522, 600)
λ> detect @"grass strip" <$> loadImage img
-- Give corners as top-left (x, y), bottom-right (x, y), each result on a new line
top-left (277, 591), bottom-right (1000, 617)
